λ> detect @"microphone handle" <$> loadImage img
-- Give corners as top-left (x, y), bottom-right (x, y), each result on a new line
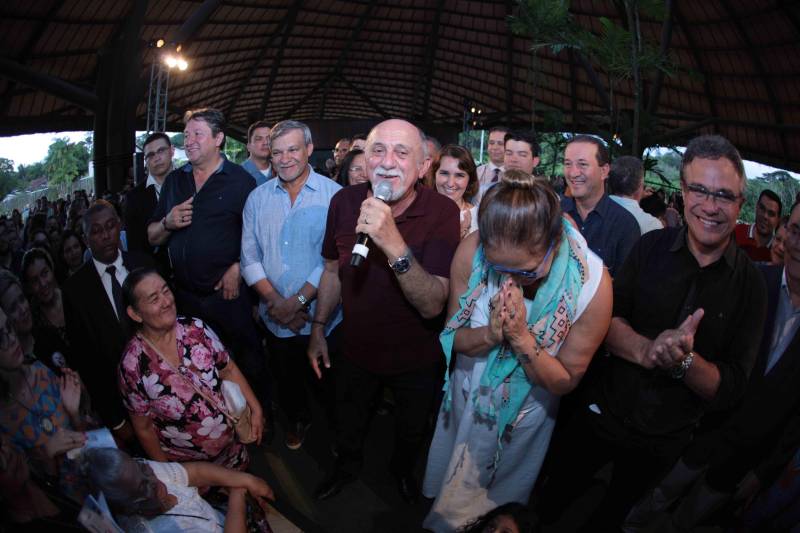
top-left (350, 232), bottom-right (370, 266)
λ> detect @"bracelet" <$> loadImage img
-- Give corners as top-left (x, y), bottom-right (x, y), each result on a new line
top-left (161, 216), bottom-right (171, 232)
top-left (311, 320), bottom-right (327, 326)
top-left (111, 420), bottom-right (127, 431)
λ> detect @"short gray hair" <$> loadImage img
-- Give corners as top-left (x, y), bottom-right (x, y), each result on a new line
top-left (81, 448), bottom-right (137, 509)
top-left (270, 120), bottom-right (313, 147)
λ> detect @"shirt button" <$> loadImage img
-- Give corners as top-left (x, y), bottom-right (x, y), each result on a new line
top-left (284, 241), bottom-right (288, 245)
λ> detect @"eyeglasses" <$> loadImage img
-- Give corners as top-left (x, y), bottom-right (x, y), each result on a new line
top-left (682, 181), bottom-right (741, 206)
top-left (144, 146), bottom-right (170, 161)
top-left (487, 241), bottom-right (555, 280)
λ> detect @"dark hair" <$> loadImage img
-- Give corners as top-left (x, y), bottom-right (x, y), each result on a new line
top-left (58, 230), bottom-right (87, 262)
top-left (504, 130), bottom-right (541, 157)
top-left (608, 156), bottom-right (644, 197)
top-left (566, 134), bottom-right (609, 166)
top-left (338, 149), bottom-right (365, 187)
top-left (0, 270), bottom-right (23, 307)
top-left (457, 502), bottom-right (539, 533)
top-left (21, 247), bottom-right (55, 286)
top-left (432, 144), bottom-right (480, 202)
top-left (758, 189), bottom-right (783, 216)
top-left (82, 200), bottom-right (119, 235)
top-left (425, 135), bottom-right (441, 154)
top-left (183, 107), bottom-right (226, 150)
top-left (121, 267), bottom-right (160, 313)
top-left (479, 169), bottom-right (562, 254)
top-left (640, 194), bottom-right (667, 219)
top-left (489, 126), bottom-right (510, 136)
top-left (247, 120), bottom-right (271, 143)
top-left (680, 134), bottom-right (745, 191)
top-left (352, 132), bottom-right (367, 141)
top-left (142, 132), bottom-right (171, 150)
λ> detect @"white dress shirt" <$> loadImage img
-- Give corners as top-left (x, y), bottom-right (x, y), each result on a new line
top-left (92, 251), bottom-right (128, 319)
top-left (145, 174), bottom-right (163, 200)
top-left (476, 162), bottom-right (504, 186)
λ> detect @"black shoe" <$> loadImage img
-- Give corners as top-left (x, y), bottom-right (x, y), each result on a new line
top-left (395, 474), bottom-right (420, 505)
top-left (314, 468), bottom-right (356, 500)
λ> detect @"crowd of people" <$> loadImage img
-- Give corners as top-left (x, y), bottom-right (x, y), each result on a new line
top-left (0, 106), bottom-right (798, 533)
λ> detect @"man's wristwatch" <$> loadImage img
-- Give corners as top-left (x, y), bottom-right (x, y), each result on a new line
top-left (671, 351), bottom-right (695, 379)
top-left (296, 293), bottom-right (310, 308)
top-left (389, 249), bottom-right (412, 274)
top-left (161, 216), bottom-right (171, 232)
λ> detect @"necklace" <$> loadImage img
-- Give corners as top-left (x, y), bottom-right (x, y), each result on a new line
top-left (5, 368), bottom-right (56, 435)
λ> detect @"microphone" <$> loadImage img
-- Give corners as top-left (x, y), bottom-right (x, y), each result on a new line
top-left (351, 180), bottom-right (393, 266)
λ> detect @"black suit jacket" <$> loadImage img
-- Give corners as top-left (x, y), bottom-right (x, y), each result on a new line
top-left (63, 251), bottom-right (154, 428)
top-left (692, 264), bottom-right (800, 484)
top-left (124, 182), bottom-right (170, 276)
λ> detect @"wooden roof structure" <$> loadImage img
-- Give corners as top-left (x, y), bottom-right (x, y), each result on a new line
top-left (1, 0), bottom-right (799, 171)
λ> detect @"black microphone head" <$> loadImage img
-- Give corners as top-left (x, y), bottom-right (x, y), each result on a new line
top-left (373, 180), bottom-right (393, 202)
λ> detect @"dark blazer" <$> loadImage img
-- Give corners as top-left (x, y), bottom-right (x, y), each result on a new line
top-left (62, 250), bottom-right (154, 428)
top-left (124, 182), bottom-right (170, 276)
top-left (690, 264), bottom-right (800, 484)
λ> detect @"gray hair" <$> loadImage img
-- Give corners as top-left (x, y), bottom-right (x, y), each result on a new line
top-left (270, 120), bottom-right (313, 147)
top-left (80, 448), bottom-right (138, 509)
top-left (681, 134), bottom-right (746, 191)
top-left (608, 156), bottom-right (644, 197)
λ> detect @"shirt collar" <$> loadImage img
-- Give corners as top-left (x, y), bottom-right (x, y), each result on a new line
top-left (92, 249), bottom-right (123, 273)
top-left (669, 226), bottom-right (738, 268)
top-left (145, 174), bottom-right (163, 193)
top-left (271, 165), bottom-right (320, 193)
top-left (181, 155), bottom-right (227, 175)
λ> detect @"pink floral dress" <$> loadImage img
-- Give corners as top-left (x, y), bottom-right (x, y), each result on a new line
top-left (118, 317), bottom-right (247, 471)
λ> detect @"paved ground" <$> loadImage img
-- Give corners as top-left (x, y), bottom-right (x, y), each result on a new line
top-left (250, 401), bottom-right (434, 533)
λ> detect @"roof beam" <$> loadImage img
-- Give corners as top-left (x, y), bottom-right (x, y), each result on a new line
top-left (646, 0), bottom-right (674, 116)
top-left (0, 57), bottom-right (97, 110)
top-left (224, 4), bottom-right (298, 120)
top-left (416, 0), bottom-right (445, 120)
top-left (167, 0), bottom-right (222, 46)
top-left (315, 0), bottom-right (376, 120)
top-left (673, 5), bottom-right (718, 121)
top-left (718, 0), bottom-right (788, 167)
top-left (259, 0), bottom-right (304, 119)
top-left (340, 75), bottom-right (390, 118)
top-left (279, 77), bottom-right (328, 121)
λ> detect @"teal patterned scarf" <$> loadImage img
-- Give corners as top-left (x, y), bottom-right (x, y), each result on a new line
top-left (439, 219), bottom-right (589, 472)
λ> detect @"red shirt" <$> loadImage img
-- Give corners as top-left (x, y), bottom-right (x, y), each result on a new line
top-left (322, 183), bottom-right (460, 374)
top-left (734, 223), bottom-right (772, 262)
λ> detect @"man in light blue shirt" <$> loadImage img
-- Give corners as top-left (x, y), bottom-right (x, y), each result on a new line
top-left (241, 120), bottom-right (273, 186)
top-left (241, 119), bottom-right (342, 451)
top-left (608, 155), bottom-right (663, 235)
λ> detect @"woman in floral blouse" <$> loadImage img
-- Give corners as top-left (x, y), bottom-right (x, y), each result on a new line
top-left (118, 268), bottom-right (263, 471)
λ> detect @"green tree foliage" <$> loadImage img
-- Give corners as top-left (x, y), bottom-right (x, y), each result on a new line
top-left (0, 158), bottom-right (20, 201)
top-left (223, 137), bottom-right (247, 164)
top-left (16, 161), bottom-right (46, 183)
top-left (43, 137), bottom-right (90, 187)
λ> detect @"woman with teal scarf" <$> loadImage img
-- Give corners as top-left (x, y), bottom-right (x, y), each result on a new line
top-left (422, 171), bottom-right (613, 532)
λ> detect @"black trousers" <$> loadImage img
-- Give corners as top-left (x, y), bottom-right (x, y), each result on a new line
top-left (334, 356), bottom-right (442, 477)
top-left (536, 400), bottom-right (690, 530)
top-left (175, 282), bottom-right (272, 411)
top-left (264, 326), bottom-right (339, 428)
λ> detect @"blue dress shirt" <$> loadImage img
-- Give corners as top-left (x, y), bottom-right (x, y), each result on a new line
top-left (240, 168), bottom-right (342, 338)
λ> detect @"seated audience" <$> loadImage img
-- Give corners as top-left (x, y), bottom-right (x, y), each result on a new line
top-left (0, 433), bottom-right (61, 526)
top-left (423, 171), bottom-right (612, 531)
top-left (118, 268), bottom-right (262, 470)
top-left (433, 144), bottom-right (480, 239)
top-left (735, 189), bottom-right (782, 262)
top-left (21, 248), bottom-right (71, 365)
top-left (56, 229), bottom-right (87, 281)
top-left (337, 148), bottom-right (368, 187)
top-left (0, 307), bottom-right (90, 504)
top-left (62, 200), bottom-right (154, 445)
top-left (81, 447), bottom-right (274, 533)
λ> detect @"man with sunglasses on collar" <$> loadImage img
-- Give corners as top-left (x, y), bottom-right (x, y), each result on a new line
top-left (537, 134), bottom-right (767, 530)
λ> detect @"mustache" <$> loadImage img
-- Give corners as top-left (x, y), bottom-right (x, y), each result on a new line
top-left (374, 167), bottom-right (403, 179)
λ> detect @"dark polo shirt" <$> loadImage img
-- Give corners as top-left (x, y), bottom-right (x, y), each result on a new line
top-left (602, 226), bottom-right (767, 437)
top-left (150, 158), bottom-right (255, 294)
top-left (321, 182), bottom-right (460, 375)
top-left (561, 193), bottom-right (640, 277)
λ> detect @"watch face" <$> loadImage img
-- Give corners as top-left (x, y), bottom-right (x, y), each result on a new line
top-left (392, 256), bottom-right (411, 274)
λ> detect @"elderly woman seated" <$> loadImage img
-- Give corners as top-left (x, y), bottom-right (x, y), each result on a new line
top-left (118, 268), bottom-right (263, 471)
top-left (81, 447), bottom-right (273, 532)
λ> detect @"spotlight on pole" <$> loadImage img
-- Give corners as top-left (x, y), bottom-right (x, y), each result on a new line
top-left (163, 55), bottom-right (178, 68)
